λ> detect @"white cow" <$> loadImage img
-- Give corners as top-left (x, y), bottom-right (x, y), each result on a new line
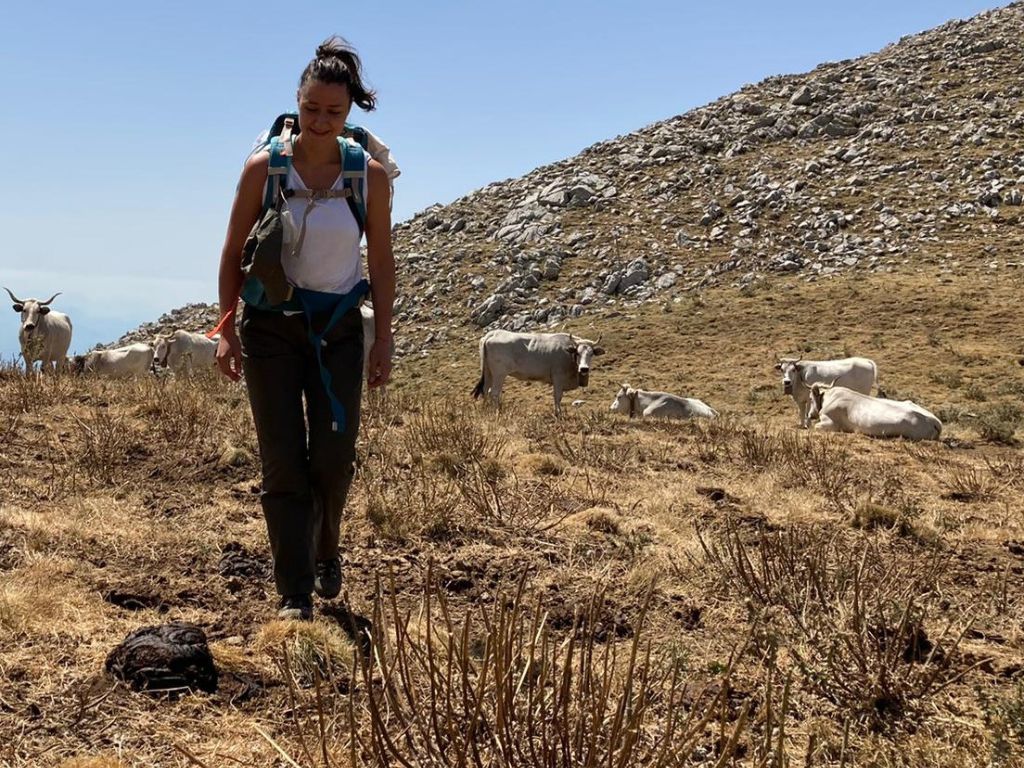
top-left (775, 357), bottom-right (878, 428)
top-left (5, 288), bottom-right (73, 374)
top-left (154, 330), bottom-right (218, 375)
top-left (472, 330), bottom-right (605, 415)
top-left (73, 343), bottom-right (155, 378)
top-left (609, 385), bottom-right (718, 420)
top-left (807, 384), bottom-right (942, 441)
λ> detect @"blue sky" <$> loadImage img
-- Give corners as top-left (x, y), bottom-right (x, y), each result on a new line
top-left (0, 0), bottom-right (1004, 360)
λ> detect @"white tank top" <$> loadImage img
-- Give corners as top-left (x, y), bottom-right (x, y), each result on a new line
top-left (281, 156), bottom-right (368, 295)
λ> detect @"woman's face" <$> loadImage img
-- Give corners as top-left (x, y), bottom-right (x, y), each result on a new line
top-left (297, 80), bottom-right (352, 139)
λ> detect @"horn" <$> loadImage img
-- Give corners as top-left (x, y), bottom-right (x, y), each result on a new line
top-left (38, 292), bottom-right (62, 306)
top-left (4, 287), bottom-right (24, 305)
top-left (594, 332), bottom-right (602, 345)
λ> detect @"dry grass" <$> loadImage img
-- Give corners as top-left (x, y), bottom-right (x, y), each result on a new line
top-left (0, 267), bottom-right (1021, 766)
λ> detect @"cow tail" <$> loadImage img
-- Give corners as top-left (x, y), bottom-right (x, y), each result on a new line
top-left (871, 361), bottom-right (886, 398)
top-left (472, 340), bottom-right (487, 399)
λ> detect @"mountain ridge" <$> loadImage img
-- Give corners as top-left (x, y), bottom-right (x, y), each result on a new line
top-left (111, 1), bottom-right (1024, 358)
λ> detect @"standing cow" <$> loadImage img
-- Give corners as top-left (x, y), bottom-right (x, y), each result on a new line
top-left (154, 330), bottom-right (218, 375)
top-left (609, 384), bottom-right (718, 420)
top-left (775, 356), bottom-right (877, 428)
top-left (807, 384), bottom-right (942, 441)
top-left (5, 288), bottom-right (73, 374)
top-left (472, 330), bottom-right (605, 415)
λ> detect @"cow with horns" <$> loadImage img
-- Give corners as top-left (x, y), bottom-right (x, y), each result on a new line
top-left (5, 288), bottom-right (73, 373)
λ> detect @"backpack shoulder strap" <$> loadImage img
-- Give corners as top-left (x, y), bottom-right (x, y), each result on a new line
top-left (264, 119), bottom-right (295, 210)
top-left (342, 123), bottom-right (369, 150)
top-left (338, 136), bottom-right (367, 235)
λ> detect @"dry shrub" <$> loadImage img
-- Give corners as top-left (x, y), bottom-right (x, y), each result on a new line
top-left (687, 417), bottom-right (740, 464)
top-left (404, 396), bottom-right (510, 462)
top-left (135, 375), bottom-right (228, 449)
top-left (256, 620), bottom-right (355, 687)
top-left (981, 681), bottom-right (1024, 767)
top-left (941, 465), bottom-right (1001, 502)
top-left (859, 461), bottom-right (923, 535)
top-left (985, 455), bottom-right (1024, 490)
top-left (0, 557), bottom-right (85, 637)
top-left (851, 501), bottom-right (915, 538)
top-left (72, 409), bottom-right (148, 487)
top-left (353, 574), bottom-right (756, 767)
top-left (0, 364), bottom-right (77, 416)
top-left (365, 462), bottom-right (462, 542)
top-left (975, 402), bottom-right (1022, 445)
top-left (583, 507), bottom-right (622, 534)
top-left (701, 525), bottom-right (975, 729)
top-left (357, 396), bottom-right (466, 541)
top-left (783, 435), bottom-right (857, 515)
top-left (402, 399), bottom-right (575, 530)
top-left (553, 430), bottom-right (641, 472)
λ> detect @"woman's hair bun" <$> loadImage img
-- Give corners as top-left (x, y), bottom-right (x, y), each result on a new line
top-left (299, 35), bottom-right (377, 112)
top-left (315, 39), bottom-right (345, 60)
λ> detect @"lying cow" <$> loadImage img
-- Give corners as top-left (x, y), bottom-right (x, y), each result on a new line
top-left (6, 288), bottom-right (73, 374)
top-left (154, 330), bottom-right (218, 375)
top-left (808, 384), bottom-right (942, 441)
top-left (472, 330), bottom-right (605, 415)
top-left (775, 356), bottom-right (877, 428)
top-left (609, 384), bottom-right (717, 420)
top-left (72, 343), bottom-right (155, 378)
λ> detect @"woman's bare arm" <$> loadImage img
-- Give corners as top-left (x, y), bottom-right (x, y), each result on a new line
top-left (215, 153), bottom-right (267, 380)
top-left (364, 158), bottom-right (395, 388)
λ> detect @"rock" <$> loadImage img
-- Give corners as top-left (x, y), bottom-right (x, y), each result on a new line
top-left (789, 85), bottom-right (815, 106)
top-left (472, 294), bottom-right (507, 326)
top-left (601, 273), bottom-right (622, 295)
top-left (618, 259), bottom-right (650, 291)
top-left (106, 622), bottom-right (218, 695)
top-left (656, 272), bottom-right (678, 289)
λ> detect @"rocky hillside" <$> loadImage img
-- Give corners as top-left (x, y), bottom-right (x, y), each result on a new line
top-left (114, 2), bottom-right (1024, 357)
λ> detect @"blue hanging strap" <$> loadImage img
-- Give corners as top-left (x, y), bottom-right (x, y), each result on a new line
top-left (294, 279), bottom-right (371, 433)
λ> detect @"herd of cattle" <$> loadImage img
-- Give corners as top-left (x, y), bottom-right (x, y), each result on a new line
top-left (6, 289), bottom-right (378, 379)
top-left (471, 329), bottom-right (944, 441)
top-left (9, 288), bottom-right (944, 441)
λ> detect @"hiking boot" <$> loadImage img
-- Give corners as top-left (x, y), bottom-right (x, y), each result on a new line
top-left (278, 594), bottom-right (313, 621)
top-left (314, 557), bottom-right (342, 600)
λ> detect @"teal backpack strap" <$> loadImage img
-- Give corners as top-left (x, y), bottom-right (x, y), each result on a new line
top-left (265, 137), bottom-right (292, 210)
top-left (263, 117), bottom-right (295, 209)
top-left (338, 136), bottom-right (367, 235)
top-left (342, 123), bottom-right (369, 150)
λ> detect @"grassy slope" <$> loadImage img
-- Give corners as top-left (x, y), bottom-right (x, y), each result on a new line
top-left (0, 261), bottom-right (1022, 766)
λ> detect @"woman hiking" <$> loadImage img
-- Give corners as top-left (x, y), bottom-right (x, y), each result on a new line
top-left (215, 37), bottom-right (395, 620)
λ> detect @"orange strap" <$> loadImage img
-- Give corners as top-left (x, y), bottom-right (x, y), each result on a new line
top-left (207, 291), bottom-right (240, 339)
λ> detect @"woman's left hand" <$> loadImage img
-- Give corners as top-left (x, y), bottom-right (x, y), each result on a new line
top-left (367, 337), bottom-right (393, 389)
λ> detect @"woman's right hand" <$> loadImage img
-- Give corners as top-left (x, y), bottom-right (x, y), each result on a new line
top-left (216, 333), bottom-right (243, 381)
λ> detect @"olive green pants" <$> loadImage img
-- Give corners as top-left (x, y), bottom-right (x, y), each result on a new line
top-left (240, 304), bottom-right (363, 597)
